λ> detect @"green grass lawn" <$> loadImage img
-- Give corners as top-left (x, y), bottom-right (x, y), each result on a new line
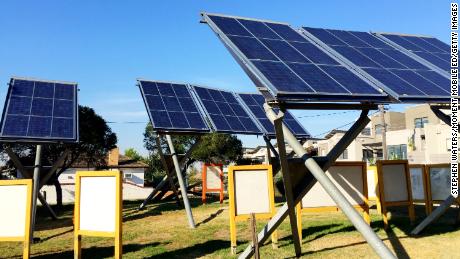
top-left (0, 198), bottom-right (459, 258)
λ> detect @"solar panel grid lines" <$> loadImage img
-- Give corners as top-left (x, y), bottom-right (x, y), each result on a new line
top-left (189, 85), bottom-right (263, 135)
top-left (237, 93), bottom-right (311, 138)
top-left (137, 79), bottom-right (211, 134)
top-left (0, 77), bottom-right (78, 143)
top-left (201, 12), bottom-right (389, 103)
top-left (300, 27), bottom-right (450, 102)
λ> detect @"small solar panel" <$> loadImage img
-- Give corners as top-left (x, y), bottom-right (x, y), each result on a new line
top-left (0, 77), bottom-right (78, 142)
top-left (238, 93), bottom-right (311, 138)
top-left (376, 33), bottom-right (450, 73)
top-left (138, 80), bottom-right (210, 133)
top-left (190, 85), bottom-right (263, 135)
top-left (301, 27), bottom-right (450, 102)
top-left (202, 13), bottom-right (388, 103)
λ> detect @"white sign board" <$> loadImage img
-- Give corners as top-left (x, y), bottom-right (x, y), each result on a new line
top-left (206, 165), bottom-right (222, 190)
top-left (234, 170), bottom-right (270, 215)
top-left (429, 166), bottom-right (450, 201)
top-left (367, 167), bottom-right (377, 199)
top-left (302, 164), bottom-right (365, 208)
top-left (79, 176), bottom-right (117, 232)
top-left (409, 167), bottom-right (425, 201)
top-left (381, 164), bottom-right (409, 202)
top-left (0, 185), bottom-right (29, 237)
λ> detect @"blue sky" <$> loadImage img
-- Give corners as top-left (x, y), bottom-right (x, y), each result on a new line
top-left (0, 1), bottom-right (450, 155)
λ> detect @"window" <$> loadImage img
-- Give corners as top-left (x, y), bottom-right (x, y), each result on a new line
top-left (362, 149), bottom-right (373, 162)
top-left (340, 149), bottom-right (348, 159)
top-left (68, 175), bottom-right (73, 180)
top-left (414, 117), bottom-right (429, 128)
top-left (124, 173), bottom-right (133, 179)
top-left (376, 149), bottom-right (383, 159)
top-left (361, 128), bottom-right (371, 136)
top-left (375, 124), bottom-right (383, 135)
top-left (387, 144), bottom-right (407, 159)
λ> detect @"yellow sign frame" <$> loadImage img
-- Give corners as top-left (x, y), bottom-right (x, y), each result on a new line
top-left (227, 164), bottom-right (277, 254)
top-left (0, 179), bottom-right (32, 259)
top-left (74, 171), bottom-right (122, 259)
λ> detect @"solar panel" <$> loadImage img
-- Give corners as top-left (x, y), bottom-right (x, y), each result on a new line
top-left (376, 33), bottom-right (450, 73)
top-left (190, 85), bottom-right (263, 135)
top-left (301, 27), bottom-right (450, 102)
top-left (0, 77), bottom-right (78, 142)
top-left (138, 80), bottom-right (210, 133)
top-left (237, 93), bottom-right (311, 138)
top-left (202, 13), bottom-right (388, 103)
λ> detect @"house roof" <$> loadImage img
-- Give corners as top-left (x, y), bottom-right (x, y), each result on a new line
top-left (70, 154), bottom-right (148, 169)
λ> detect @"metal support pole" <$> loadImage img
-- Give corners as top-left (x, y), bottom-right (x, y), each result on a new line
top-left (39, 149), bottom-right (70, 188)
top-left (31, 145), bottom-right (43, 241)
top-left (430, 106), bottom-right (451, 126)
top-left (379, 105), bottom-right (387, 160)
top-left (411, 196), bottom-right (458, 235)
top-left (238, 105), bottom-right (395, 259)
top-left (263, 135), bottom-right (280, 160)
top-left (273, 112), bottom-right (302, 256)
top-left (156, 135), bottom-right (182, 206)
top-left (139, 175), bottom-right (169, 210)
top-left (166, 134), bottom-right (196, 228)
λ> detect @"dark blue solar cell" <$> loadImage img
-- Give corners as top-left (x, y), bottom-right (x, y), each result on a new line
top-left (261, 39), bottom-right (310, 63)
top-left (172, 84), bottom-right (191, 97)
top-left (320, 66), bottom-right (380, 94)
top-left (303, 27), bottom-right (346, 46)
top-left (416, 70), bottom-right (450, 89)
top-left (8, 96), bottom-right (31, 115)
top-left (285, 119), bottom-right (306, 135)
top-left (348, 31), bottom-right (391, 49)
top-left (208, 89), bottom-right (226, 102)
top-left (208, 15), bottom-right (252, 37)
top-left (31, 99), bottom-right (53, 116)
top-left (210, 114), bottom-right (231, 130)
top-left (217, 102), bottom-right (235, 116)
top-left (327, 30), bottom-right (370, 48)
top-left (382, 34), bottom-right (426, 52)
top-left (287, 63), bottom-right (347, 93)
top-left (421, 37), bottom-right (450, 52)
top-left (27, 116), bottom-right (51, 137)
top-left (238, 19), bottom-right (281, 39)
top-left (146, 95), bottom-right (165, 111)
top-left (53, 99), bottom-right (74, 117)
top-left (363, 68), bottom-right (424, 95)
top-left (54, 84), bottom-right (74, 100)
top-left (259, 118), bottom-right (275, 133)
top-left (413, 52), bottom-right (450, 71)
top-left (379, 49), bottom-right (429, 70)
top-left (178, 97), bottom-right (198, 112)
top-left (151, 111), bottom-right (171, 128)
top-left (221, 91), bottom-right (238, 103)
top-left (229, 36), bottom-right (278, 61)
top-left (252, 61), bottom-right (310, 92)
top-left (11, 79), bottom-right (34, 97)
top-left (238, 117), bottom-right (260, 132)
top-left (239, 94), bottom-right (258, 106)
top-left (250, 105), bottom-right (266, 117)
top-left (51, 118), bottom-right (73, 138)
top-left (185, 112), bottom-right (207, 129)
top-left (169, 112), bottom-right (189, 128)
top-left (265, 23), bottom-right (307, 42)
top-left (404, 36), bottom-right (445, 53)
top-left (226, 116), bottom-right (245, 131)
top-left (201, 100), bottom-right (220, 114)
top-left (230, 104), bottom-right (247, 116)
top-left (2, 115), bottom-right (28, 136)
top-left (156, 83), bottom-right (175, 96)
top-left (290, 42), bottom-right (339, 65)
top-left (194, 87), bottom-right (212, 100)
top-left (357, 48), bottom-right (407, 69)
top-left (389, 69), bottom-right (449, 95)
top-left (332, 46), bottom-right (382, 68)
top-left (163, 97), bottom-right (182, 111)
top-left (34, 82), bottom-right (54, 98)
top-left (140, 81), bottom-right (159, 95)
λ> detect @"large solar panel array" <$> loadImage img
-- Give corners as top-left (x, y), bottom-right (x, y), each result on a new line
top-left (138, 80), bottom-right (210, 133)
top-left (202, 13), bottom-right (450, 104)
top-left (0, 77), bottom-right (78, 142)
top-left (301, 27), bottom-right (450, 102)
top-left (203, 14), bottom-right (388, 102)
top-left (238, 93), bottom-right (310, 138)
top-left (376, 33), bottom-right (450, 73)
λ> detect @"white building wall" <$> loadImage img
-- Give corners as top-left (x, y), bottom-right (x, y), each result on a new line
top-left (118, 168), bottom-right (145, 187)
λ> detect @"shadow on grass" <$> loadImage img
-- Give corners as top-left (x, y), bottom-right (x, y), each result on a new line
top-left (146, 240), bottom-right (228, 259)
top-left (32, 242), bottom-right (163, 258)
top-left (196, 209), bottom-right (224, 227)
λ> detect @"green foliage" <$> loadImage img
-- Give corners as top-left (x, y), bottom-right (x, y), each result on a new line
top-left (191, 133), bottom-right (243, 163)
top-left (124, 148), bottom-right (143, 161)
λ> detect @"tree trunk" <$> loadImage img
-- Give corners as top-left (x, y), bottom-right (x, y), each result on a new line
top-left (54, 179), bottom-right (63, 211)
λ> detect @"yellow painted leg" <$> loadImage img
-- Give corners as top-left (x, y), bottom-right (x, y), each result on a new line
top-left (23, 240), bottom-right (30, 259)
top-left (271, 229), bottom-right (278, 249)
top-left (230, 217), bottom-right (237, 254)
top-left (363, 206), bottom-right (371, 225)
top-left (382, 207), bottom-right (389, 230)
top-left (74, 234), bottom-right (81, 259)
top-left (408, 204), bottom-right (416, 225)
top-left (296, 203), bottom-right (302, 241)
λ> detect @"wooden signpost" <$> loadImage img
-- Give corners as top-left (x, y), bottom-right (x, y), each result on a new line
top-left (202, 163), bottom-right (224, 204)
top-left (296, 162), bottom-right (370, 240)
top-left (0, 179), bottom-right (33, 259)
top-left (74, 171), bottom-right (122, 259)
top-left (228, 164), bottom-right (277, 254)
top-left (376, 160), bottom-right (415, 229)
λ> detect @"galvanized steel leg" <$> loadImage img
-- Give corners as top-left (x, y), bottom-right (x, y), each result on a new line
top-left (411, 195), bottom-right (457, 235)
top-left (31, 145), bottom-right (43, 241)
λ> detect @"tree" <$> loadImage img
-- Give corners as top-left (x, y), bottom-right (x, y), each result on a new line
top-left (124, 148), bottom-right (143, 161)
top-left (191, 133), bottom-right (243, 163)
top-left (2, 106), bottom-right (117, 210)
